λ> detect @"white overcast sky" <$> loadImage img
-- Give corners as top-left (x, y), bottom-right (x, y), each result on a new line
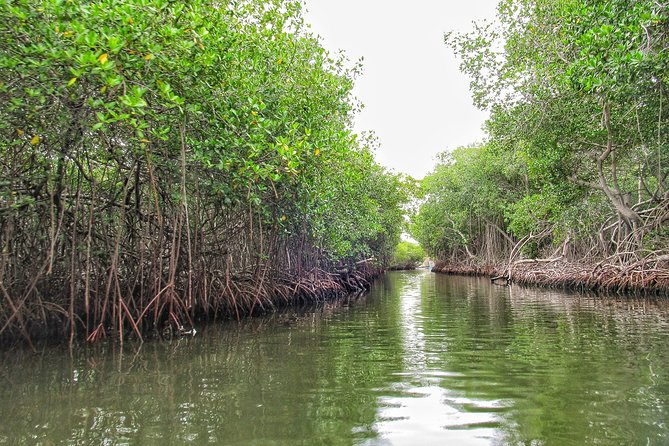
top-left (304, 0), bottom-right (499, 179)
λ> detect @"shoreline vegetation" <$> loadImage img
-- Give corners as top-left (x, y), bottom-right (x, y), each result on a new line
top-left (4, 0), bottom-right (669, 347)
top-left (387, 241), bottom-right (426, 271)
top-left (412, 1), bottom-right (669, 295)
top-left (431, 260), bottom-right (669, 295)
top-left (0, 1), bottom-right (409, 348)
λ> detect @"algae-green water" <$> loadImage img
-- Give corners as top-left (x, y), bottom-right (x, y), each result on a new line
top-left (2, 271), bottom-right (669, 445)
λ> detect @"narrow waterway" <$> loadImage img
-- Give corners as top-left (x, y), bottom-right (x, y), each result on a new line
top-left (2, 271), bottom-right (669, 445)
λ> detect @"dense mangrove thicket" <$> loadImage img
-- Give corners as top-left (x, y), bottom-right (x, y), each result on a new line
top-left (413, 0), bottom-right (669, 290)
top-left (0, 0), bottom-right (408, 345)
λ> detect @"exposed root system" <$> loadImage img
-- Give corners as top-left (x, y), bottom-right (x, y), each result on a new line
top-left (0, 265), bottom-right (382, 347)
top-left (432, 259), bottom-right (669, 295)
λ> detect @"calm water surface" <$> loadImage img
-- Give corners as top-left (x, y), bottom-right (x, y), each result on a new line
top-left (2, 271), bottom-right (669, 445)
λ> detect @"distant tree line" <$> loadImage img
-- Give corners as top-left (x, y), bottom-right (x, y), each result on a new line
top-left (389, 241), bottom-right (425, 270)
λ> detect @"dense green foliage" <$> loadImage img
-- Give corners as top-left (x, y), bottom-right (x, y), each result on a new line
top-left (415, 0), bottom-right (669, 267)
top-left (0, 0), bottom-right (407, 342)
top-left (389, 241), bottom-right (425, 270)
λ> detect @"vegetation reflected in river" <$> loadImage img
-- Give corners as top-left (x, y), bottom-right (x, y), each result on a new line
top-left (1, 271), bottom-right (669, 445)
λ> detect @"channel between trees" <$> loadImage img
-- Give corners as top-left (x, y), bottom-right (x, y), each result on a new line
top-left (4, 0), bottom-right (669, 347)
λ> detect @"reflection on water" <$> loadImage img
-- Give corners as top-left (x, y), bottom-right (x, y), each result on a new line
top-left (1, 271), bottom-right (669, 445)
top-left (372, 272), bottom-right (503, 446)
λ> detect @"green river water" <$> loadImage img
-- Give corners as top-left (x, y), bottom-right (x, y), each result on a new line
top-left (1, 271), bottom-right (669, 445)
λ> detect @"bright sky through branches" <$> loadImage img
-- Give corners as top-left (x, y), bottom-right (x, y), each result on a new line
top-left (304, 0), bottom-right (499, 179)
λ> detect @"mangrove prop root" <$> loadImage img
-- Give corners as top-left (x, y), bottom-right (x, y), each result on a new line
top-left (432, 259), bottom-right (669, 295)
top-left (0, 262), bottom-right (383, 346)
